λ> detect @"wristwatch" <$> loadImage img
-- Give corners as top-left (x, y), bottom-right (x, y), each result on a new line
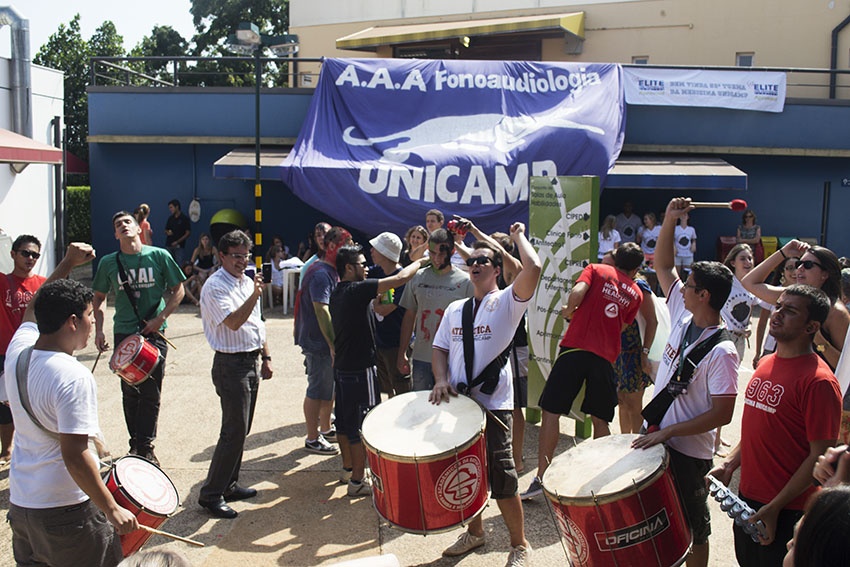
top-left (262, 355), bottom-right (272, 361)
top-left (641, 347), bottom-right (651, 355)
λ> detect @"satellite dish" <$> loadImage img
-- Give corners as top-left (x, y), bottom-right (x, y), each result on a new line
top-left (188, 199), bottom-right (201, 223)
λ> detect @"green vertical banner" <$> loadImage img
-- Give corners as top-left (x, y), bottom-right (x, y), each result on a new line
top-left (528, 176), bottom-right (599, 436)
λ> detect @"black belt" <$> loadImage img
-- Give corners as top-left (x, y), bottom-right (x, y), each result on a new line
top-left (215, 349), bottom-right (262, 358)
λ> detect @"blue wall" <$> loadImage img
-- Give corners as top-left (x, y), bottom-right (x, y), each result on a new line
top-left (88, 86), bottom-right (850, 263)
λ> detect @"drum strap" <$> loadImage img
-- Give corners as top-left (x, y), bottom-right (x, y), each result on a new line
top-left (14, 346), bottom-right (59, 440)
top-left (116, 254), bottom-right (158, 332)
top-left (460, 297), bottom-right (512, 396)
top-left (641, 328), bottom-right (731, 428)
top-left (14, 345), bottom-right (112, 467)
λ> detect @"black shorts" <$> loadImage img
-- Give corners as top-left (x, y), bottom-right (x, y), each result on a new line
top-left (668, 447), bottom-right (712, 545)
top-left (486, 410), bottom-right (518, 499)
top-left (538, 348), bottom-right (617, 422)
top-left (333, 367), bottom-right (380, 444)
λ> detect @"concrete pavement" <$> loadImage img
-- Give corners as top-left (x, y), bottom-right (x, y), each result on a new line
top-left (0, 296), bottom-right (750, 566)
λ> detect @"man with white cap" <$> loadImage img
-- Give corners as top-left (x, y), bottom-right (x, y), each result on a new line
top-left (368, 232), bottom-right (413, 397)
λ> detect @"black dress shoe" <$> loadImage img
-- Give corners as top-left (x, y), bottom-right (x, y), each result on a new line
top-left (224, 485), bottom-right (257, 502)
top-left (199, 498), bottom-right (238, 519)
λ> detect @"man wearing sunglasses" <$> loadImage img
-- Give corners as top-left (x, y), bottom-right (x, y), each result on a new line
top-left (93, 212), bottom-right (185, 466)
top-left (0, 235), bottom-right (47, 464)
top-left (397, 228), bottom-right (473, 391)
top-left (329, 244), bottom-right (429, 497)
top-left (429, 222), bottom-right (541, 567)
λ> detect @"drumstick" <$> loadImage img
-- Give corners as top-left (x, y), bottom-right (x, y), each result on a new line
top-left (138, 525), bottom-right (204, 547)
top-left (689, 199), bottom-right (747, 211)
top-left (91, 350), bottom-right (102, 373)
top-left (154, 330), bottom-right (177, 350)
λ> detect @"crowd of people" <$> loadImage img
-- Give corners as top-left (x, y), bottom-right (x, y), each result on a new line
top-left (3, 195), bottom-right (850, 567)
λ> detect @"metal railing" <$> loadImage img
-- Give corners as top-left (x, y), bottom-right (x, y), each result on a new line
top-left (90, 57), bottom-right (850, 100)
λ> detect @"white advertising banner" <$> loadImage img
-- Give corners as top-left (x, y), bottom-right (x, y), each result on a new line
top-left (624, 68), bottom-right (786, 113)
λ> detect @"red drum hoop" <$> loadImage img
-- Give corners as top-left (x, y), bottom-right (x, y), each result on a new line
top-left (109, 334), bottom-right (162, 386)
top-left (542, 434), bottom-right (692, 567)
top-left (361, 391), bottom-right (489, 534)
top-left (104, 455), bottom-right (180, 556)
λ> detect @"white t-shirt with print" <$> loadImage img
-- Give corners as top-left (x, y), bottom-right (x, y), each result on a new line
top-left (651, 281), bottom-right (740, 459)
top-left (639, 225), bottom-right (662, 256)
top-left (722, 277), bottom-right (771, 334)
top-left (597, 229), bottom-right (621, 259)
top-left (5, 322), bottom-right (100, 508)
top-left (433, 285), bottom-right (529, 411)
top-left (674, 226), bottom-right (697, 258)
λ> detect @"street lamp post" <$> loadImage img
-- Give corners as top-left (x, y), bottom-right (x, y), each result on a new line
top-left (228, 23), bottom-right (298, 267)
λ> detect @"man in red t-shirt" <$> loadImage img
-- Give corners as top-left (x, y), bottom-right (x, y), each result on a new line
top-left (523, 242), bottom-right (644, 499)
top-left (710, 284), bottom-right (841, 566)
top-left (0, 235), bottom-right (47, 462)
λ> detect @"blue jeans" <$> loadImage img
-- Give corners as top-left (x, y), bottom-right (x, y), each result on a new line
top-left (411, 360), bottom-right (435, 391)
top-left (199, 351), bottom-right (260, 501)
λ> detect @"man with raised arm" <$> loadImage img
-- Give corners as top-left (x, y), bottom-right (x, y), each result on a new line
top-left (631, 197), bottom-right (739, 567)
top-left (6, 243), bottom-right (138, 566)
top-left (429, 222), bottom-right (541, 567)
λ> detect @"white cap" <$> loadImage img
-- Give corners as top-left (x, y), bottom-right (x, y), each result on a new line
top-left (369, 232), bottom-right (402, 263)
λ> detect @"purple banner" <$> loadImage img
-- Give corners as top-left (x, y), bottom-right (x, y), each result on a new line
top-left (281, 58), bottom-right (625, 236)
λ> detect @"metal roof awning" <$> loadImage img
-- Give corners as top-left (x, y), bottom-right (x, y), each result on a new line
top-left (0, 128), bottom-right (62, 165)
top-left (606, 157), bottom-right (748, 191)
top-left (213, 147), bottom-right (291, 180)
top-left (336, 12), bottom-right (585, 51)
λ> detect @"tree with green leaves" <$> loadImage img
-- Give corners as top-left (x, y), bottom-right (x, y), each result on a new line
top-left (186, 0), bottom-right (292, 87)
top-left (34, 16), bottom-right (126, 169)
top-left (130, 25), bottom-right (190, 83)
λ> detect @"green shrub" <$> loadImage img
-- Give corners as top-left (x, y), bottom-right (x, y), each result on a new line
top-left (66, 186), bottom-right (91, 242)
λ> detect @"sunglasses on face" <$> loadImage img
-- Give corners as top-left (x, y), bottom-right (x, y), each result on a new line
top-left (465, 256), bottom-right (493, 267)
top-left (16, 250), bottom-right (40, 259)
top-left (795, 260), bottom-right (824, 270)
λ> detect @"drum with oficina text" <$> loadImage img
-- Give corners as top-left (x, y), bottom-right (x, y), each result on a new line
top-left (361, 391), bottom-right (489, 534)
top-left (542, 434), bottom-right (691, 567)
top-left (104, 455), bottom-right (180, 556)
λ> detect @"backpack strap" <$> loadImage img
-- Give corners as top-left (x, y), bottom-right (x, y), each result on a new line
top-left (15, 346), bottom-right (59, 440)
top-left (641, 328), bottom-right (732, 429)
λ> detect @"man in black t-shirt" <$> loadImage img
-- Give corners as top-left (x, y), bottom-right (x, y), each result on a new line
top-left (329, 244), bottom-right (427, 497)
top-left (164, 199), bottom-right (191, 265)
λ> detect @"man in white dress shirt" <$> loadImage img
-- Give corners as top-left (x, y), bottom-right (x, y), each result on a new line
top-left (198, 230), bottom-right (273, 519)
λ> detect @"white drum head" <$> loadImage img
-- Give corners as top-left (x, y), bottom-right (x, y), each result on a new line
top-left (361, 391), bottom-right (485, 459)
top-left (542, 434), bottom-right (665, 500)
top-left (115, 456), bottom-right (179, 516)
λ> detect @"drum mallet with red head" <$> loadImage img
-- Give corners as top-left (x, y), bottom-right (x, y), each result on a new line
top-left (688, 199), bottom-right (748, 211)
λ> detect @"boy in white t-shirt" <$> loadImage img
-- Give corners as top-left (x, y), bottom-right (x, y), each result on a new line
top-left (430, 222), bottom-right (541, 567)
top-left (5, 244), bottom-right (138, 567)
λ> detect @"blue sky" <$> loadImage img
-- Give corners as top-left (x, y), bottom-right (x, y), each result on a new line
top-left (4, 0), bottom-right (196, 57)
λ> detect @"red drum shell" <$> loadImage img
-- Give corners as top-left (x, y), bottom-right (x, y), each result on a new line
top-left (542, 434), bottom-right (691, 567)
top-left (361, 391), bottom-right (489, 534)
top-left (104, 455), bottom-right (180, 557)
top-left (109, 334), bottom-right (162, 386)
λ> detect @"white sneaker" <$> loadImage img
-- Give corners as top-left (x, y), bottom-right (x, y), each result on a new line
top-left (347, 478), bottom-right (371, 497)
top-left (505, 543), bottom-right (532, 567)
top-left (339, 468), bottom-right (353, 484)
top-left (442, 531), bottom-right (486, 557)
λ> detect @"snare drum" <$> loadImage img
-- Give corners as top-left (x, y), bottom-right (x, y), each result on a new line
top-left (361, 391), bottom-right (489, 534)
top-left (542, 434), bottom-right (691, 567)
top-left (104, 455), bottom-right (180, 556)
top-left (109, 334), bottom-right (162, 386)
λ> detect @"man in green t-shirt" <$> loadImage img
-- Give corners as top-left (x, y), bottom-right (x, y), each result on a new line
top-left (93, 212), bottom-right (185, 465)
